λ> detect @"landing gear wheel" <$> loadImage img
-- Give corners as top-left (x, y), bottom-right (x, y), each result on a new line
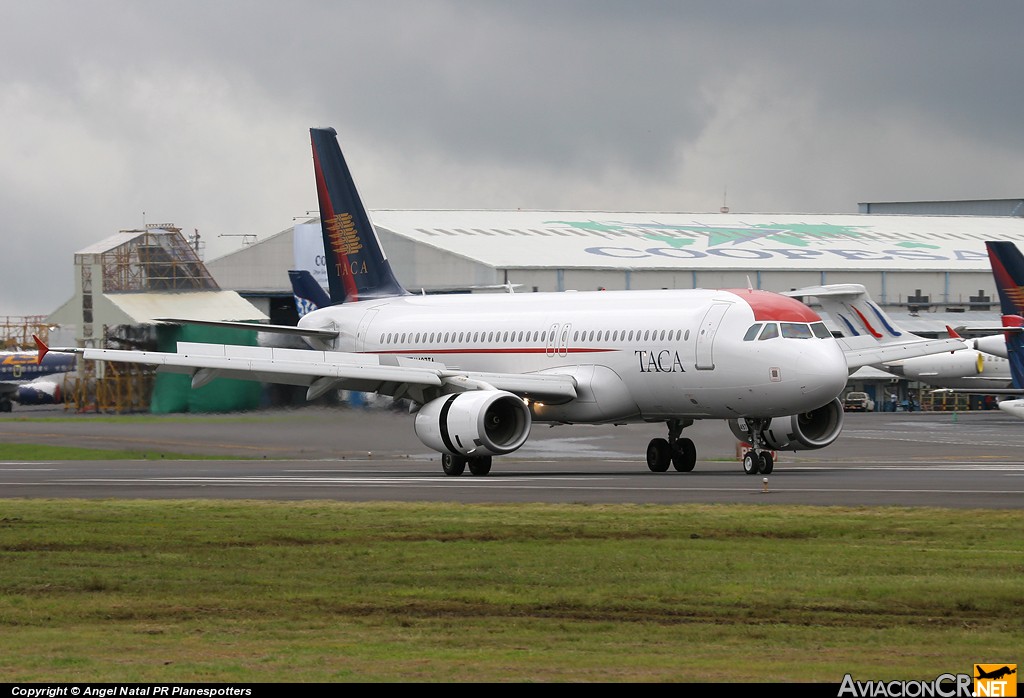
top-left (759, 451), bottom-right (774, 475)
top-left (743, 451), bottom-right (761, 475)
top-left (442, 453), bottom-right (467, 476)
top-left (0, 398), bottom-right (11, 413)
top-left (468, 456), bottom-right (492, 476)
top-left (646, 438), bottom-right (671, 472)
top-left (671, 438), bottom-right (697, 472)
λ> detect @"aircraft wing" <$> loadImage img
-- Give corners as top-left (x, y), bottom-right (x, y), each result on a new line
top-left (786, 284), bottom-right (965, 370)
top-left (153, 318), bottom-right (339, 340)
top-left (930, 387), bottom-right (1023, 396)
top-left (53, 341), bottom-right (578, 405)
top-left (838, 336), bottom-right (965, 369)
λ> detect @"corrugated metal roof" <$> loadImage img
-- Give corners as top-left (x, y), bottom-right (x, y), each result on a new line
top-left (366, 210), bottom-right (1024, 271)
top-left (75, 231), bottom-right (147, 255)
top-left (103, 291), bottom-right (266, 324)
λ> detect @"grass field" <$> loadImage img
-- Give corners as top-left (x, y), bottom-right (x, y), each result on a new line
top-left (0, 499), bottom-right (1021, 683)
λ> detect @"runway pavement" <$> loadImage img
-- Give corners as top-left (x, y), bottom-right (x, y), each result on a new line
top-left (1, 405), bottom-right (1022, 508)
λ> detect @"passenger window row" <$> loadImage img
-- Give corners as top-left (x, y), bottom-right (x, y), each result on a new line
top-left (377, 328), bottom-right (692, 346)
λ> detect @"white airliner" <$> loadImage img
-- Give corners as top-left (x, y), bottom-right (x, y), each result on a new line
top-left (880, 338), bottom-right (1012, 390)
top-left (37, 127), bottom-right (965, 476)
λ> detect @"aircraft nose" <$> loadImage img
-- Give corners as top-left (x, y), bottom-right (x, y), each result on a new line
top-left (804, 343), bottom-right (849, 401)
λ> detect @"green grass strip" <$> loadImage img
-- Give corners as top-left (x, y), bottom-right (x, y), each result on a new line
top-left (0, 500), bottom-right (1020, 682)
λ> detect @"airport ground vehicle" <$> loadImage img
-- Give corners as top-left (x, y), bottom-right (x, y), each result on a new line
top-left (843, 391), bottom-right (875, 412)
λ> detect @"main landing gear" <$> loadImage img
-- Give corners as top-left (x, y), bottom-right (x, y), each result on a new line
top-left (441, 453), bottom-right (493, 476)
top-left (739, 417), bottom-right (774, 475)
top-left (646, 418), bottom-right (697, 472)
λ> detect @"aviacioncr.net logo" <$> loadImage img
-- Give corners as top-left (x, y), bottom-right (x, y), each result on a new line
top-left (838, 673), bottom-right (973, 697)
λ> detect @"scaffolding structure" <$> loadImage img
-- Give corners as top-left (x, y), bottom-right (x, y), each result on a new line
top-left (65, 224), bottom-right (220, 413)
top-left (97, 224), bottom-right (218, 294)
top-left (0, 316), bottom-right (49, 350)
top-left (64, 360), bottom-right (154, 414)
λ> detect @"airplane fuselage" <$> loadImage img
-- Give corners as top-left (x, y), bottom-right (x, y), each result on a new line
top-left (0, 350), bottom-right (75, 409)
top-left (884, 346), bottom-right (1012, 389)
top-left (298, 287), bottom-right (850, 422)
top-left (0, 351), bottom-right (74, 384)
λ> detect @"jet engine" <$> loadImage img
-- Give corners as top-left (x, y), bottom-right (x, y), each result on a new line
top-left (728, 397), bottom-right (844, 451)
top-left (15, 381), bottom-right (64, 405)
top-left (414, 390), bottom-right (532, 457)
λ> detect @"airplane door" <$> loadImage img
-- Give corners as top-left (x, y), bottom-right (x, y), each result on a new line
top-left (545, 323), bottom-right (560, 357)
top-left (695, 302), bottom-right (731, 370)
top-left (558, 323), bottom-right (572, 357)
top-left (355, 309), bottom-right (379, 352)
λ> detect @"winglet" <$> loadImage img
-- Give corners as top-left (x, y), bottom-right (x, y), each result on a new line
top-left (33, 334), bottom-right (49, 364)
top-left (945, 325), bottom-right (961, 353)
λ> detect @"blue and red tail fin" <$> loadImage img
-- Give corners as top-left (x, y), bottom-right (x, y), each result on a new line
top-left (288, 269), bottom-right (332, 318)
top-left (1000, 313), bottom-right (1024, 391)
top-left (985, 241), bottom-right (1024, 389)
top-left (309, 127), bottom-right (408, 304)
top-left (986, 241), bottom-right (1024, 316)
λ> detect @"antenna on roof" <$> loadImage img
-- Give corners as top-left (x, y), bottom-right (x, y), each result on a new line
top-left (746, 275), bottom-right (753, 291)
top-left (720, 186), bottom-right (730, 214)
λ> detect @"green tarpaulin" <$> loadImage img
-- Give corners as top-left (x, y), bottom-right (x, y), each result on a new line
top-left (150, 324), bottom-right (263, 414)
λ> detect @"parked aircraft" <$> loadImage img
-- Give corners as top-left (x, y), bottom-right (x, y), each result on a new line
top-left (38, 127), bottom-right (964, 475)
top-left (879, 344), bottom-right (1012, 390)
top-left (931, 240), bottom-right (1024, 418)
top-left (0, 347), bottom-right (74, 412)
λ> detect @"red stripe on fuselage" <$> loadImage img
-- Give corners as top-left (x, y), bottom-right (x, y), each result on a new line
top-left (370, 347), bottom-right (617, 356)
top-left (725, 289), bottom-right (822, 322)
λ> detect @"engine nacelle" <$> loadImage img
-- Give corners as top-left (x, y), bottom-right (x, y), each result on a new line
top-left (414, 390), bottom-right (532, 457)
top-left (15, 381), bottom-right (64, 405)
top-left (728, 397), bottom-right (844, 451)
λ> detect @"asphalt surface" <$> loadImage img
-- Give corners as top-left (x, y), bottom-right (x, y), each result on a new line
top-left (0, 405), bottom-right (1022, 508)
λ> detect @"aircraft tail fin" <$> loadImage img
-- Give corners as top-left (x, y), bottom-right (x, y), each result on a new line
top-left (288, 269), bottom-right (332, 319)
top-left (986, 241), bottom-right (1024, 315)
top-left (984, 242), bottom-right (1024, 389)
top-left (309, 127), bottom-right (408, 304)
top-left (1002, 314), bottom-right (1024, 390)
top-left (786, 284), bottom-right (964, 368)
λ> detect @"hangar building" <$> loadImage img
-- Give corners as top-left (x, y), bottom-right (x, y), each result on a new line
top-left (207, 209), bottom-right (1024, 336)
top-left (45, 208), bottom-right (1024, 413)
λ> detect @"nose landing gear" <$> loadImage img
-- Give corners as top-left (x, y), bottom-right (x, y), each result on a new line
top-left (738, 417), bottom-right (774, 475)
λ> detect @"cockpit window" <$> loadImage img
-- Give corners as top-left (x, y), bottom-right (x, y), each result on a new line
top-left (758, 323), bottom-right (779, 340)
top-left (743, 324), bottom-right (763, 341)
top-left (811, 322), bottom-right (832, 339)
top-left (781, 322), bottom-right (814, 339)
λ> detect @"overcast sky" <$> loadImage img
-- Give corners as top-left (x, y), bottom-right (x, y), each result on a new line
top-left (3, 1), bottom-right (1023, 318)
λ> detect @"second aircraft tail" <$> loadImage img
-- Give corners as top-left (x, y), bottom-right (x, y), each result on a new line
top-left (985, 241), bottom-right (1024, 389)
top-left (289, 269), bottom-right (332, 319)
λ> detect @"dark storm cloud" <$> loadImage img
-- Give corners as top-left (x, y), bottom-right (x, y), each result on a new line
top-left (1, 1), bottom-right (1023, 316)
